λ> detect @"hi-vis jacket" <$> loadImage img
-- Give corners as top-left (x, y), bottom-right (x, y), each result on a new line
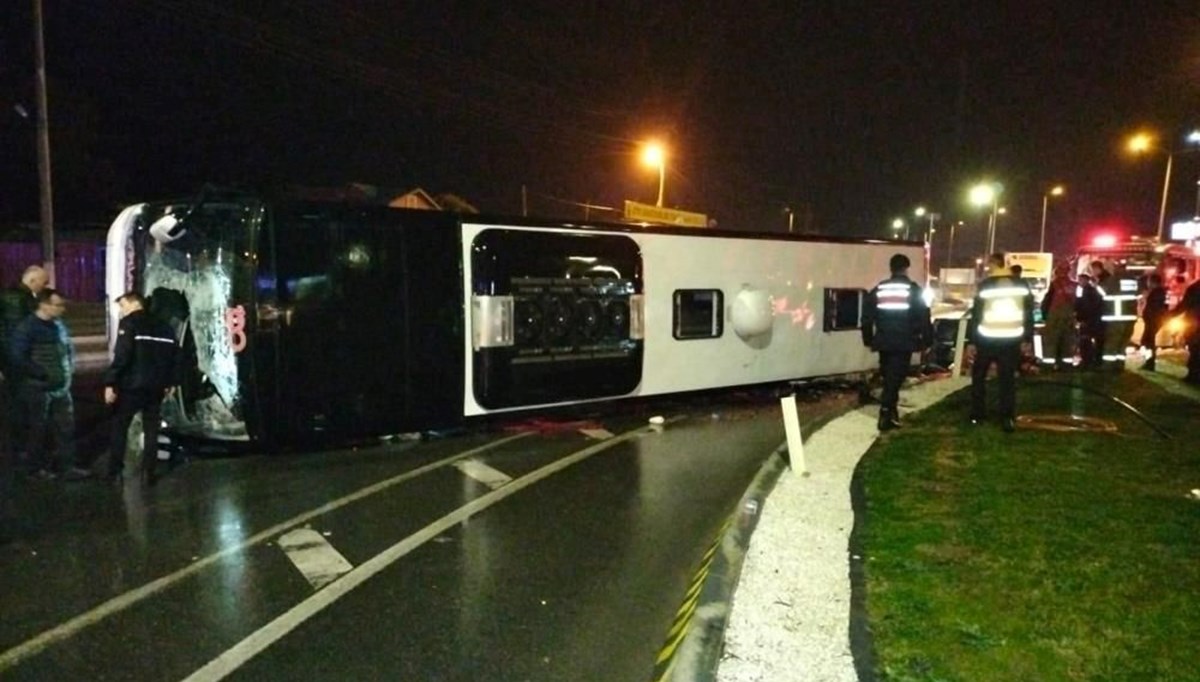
top-left (861, 275), bottom-right (932, 352)
top-left (967, 275), bottom-right (1035, 345)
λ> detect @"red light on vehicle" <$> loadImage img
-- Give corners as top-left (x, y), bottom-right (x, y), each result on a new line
top-left (1092, 234), bottom-right (1118, 248)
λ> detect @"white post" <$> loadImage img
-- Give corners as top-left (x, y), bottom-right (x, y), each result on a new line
top-left (953, 314), bottom-right (970, 377)
top-left (780, 394), bottom-right (807, 474)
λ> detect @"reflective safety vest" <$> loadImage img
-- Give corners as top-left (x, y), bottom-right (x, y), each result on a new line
top-left (972, 276), bottom-right (1033, 342)
top-left (862, 275), bottom-right (930, 352)
top-left (1098, 283), bottom-right (1139, 322)
top-left (875, 281), bottom-right (912, 311)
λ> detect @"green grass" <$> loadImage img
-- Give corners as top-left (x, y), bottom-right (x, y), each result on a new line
top-left (860, 371), bottom-right (1200, 682)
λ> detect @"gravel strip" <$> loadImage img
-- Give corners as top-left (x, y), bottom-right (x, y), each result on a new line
top-left (716, 375), bottom-right (970, 682)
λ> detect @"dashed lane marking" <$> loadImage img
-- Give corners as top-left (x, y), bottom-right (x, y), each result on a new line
top-left (453, 458), bottom-right (514, 489)
top-left (277, 529), bottom-right (355, 590)
top-left (579, 427), bottom-right (615, 439)
top-left (0, 432), bottom-right (532, 672)
top-left (181, 420), bottom-right (677, 682)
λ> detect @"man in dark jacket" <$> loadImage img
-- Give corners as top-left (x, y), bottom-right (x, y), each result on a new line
top-left (8, 288), bottom-right (84, 480)
top-left (1075, 273), bottom-right (1106, 369)
top-left (0, 265), bottom-right (50, 456)
top-left (861, 253), bottom-right (932, 431)
top-left (1039, 264), bottom-right (1077, 370)
top-left (966, 253), bottom-right (1035, 433)
top-left (103, 292), bottom-right (178, 485)
top-left (1139, 273), bottom-right (1168, 372)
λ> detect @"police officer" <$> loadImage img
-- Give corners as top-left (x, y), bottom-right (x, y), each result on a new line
top-left (966, 253), bottom-right (1035, 432)
top-left (861, 253), bottom-right (932, 431)
top-left (103, 292), bottom-right (178, 486)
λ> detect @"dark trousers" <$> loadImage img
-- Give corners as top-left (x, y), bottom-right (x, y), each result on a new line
top-left (1079, 323), bottom-right (1106, 368)
top-left (108, 389), bottom-right (165, 478)
top-left (878, 351), bottom-right (910, 414)
top-left (21, 387), bottom-right (76, 474)
top-left (971, 343), bottom-right (1021, 419)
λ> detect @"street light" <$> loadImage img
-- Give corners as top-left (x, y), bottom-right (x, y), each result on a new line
top-left (892, 218), bottom-right (907, 240)
top-left (915, 206), bottom-right (939, 242)
top-left (947, 220), bottom-right (964, 268)
top-left (640, 141), bottom-right (666, 207)
top-left (1127, 129), bottom-right (1200, 240)
top-left (1039, 184), bottom-right (1065, 253)
top-left (969, 182), bottom-right (1002, 254)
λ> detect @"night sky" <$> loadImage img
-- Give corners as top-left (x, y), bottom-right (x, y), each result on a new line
top-left (2, 1), bottom-right (1199, 257)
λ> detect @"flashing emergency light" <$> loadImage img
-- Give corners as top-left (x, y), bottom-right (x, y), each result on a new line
top-left (1092, 234), bottom-right (1118, 248)
top-left (1165, 316), bottom-right (1188, 336)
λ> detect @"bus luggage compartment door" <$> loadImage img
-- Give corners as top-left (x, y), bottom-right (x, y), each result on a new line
top-left (470, 229), bottom-right (643, 409)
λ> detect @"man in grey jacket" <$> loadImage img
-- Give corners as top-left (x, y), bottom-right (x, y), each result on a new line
top-left (9, 289), bottom-right (86, 480)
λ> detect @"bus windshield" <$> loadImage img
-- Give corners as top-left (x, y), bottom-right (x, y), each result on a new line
top-left (122, 198), bottom-right (262, 440)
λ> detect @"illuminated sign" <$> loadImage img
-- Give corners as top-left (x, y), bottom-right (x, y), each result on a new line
top-left (1170, 220), bottom-right (1200, 241)
top-left (1003, 252), bottom-right (1053, 279)
top-left (623, 200), bottom-right (708, 227)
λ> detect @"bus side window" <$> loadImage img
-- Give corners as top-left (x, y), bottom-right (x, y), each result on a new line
top-left (277, 217), bottom-right (333, 304)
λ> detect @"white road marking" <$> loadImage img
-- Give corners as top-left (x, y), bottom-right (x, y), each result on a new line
top-left (181, 421), bottom-right (665, 682)
top-left (579, 427), bottom-right (614, 440)
top-left (0, 432), bottom-right (532, 672)
top-left (277, 529), bottom-right (354, 589)
top-left (454, 459), bottom-right (513, 489)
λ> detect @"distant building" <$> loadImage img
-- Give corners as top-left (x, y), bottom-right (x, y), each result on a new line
top-left (287, 184), bottom-right (478, 214)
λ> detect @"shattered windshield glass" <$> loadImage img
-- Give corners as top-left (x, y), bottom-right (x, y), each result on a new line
top-left (133, 198), bottom-right (261, 440)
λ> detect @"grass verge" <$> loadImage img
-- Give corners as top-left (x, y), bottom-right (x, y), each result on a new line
top-left (860, 371), bottom-right (1200, 682)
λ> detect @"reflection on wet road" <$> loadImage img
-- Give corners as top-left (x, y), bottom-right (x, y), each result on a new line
top-left (0, 389), bottom-right (855, 681)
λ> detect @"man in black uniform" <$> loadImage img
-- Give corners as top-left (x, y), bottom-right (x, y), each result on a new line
top-left (966, 253), bottom-right (1035, 432)
top-left (103, 292), bottom-right (178, 486)
top-left (1139, 273), bottom-right (1168, 372)
top-left (861, 253), bottom-right (932, 431)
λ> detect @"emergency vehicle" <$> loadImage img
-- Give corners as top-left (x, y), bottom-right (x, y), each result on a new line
top-left (1074, 235), bottom-right (1200, 352)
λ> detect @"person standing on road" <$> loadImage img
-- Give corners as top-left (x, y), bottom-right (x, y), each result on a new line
top-left (8, 289), bottom-right (85, 480)
top-left (1173, 277), bottom-right (1200, 384)
top-left (1139, 273), bottom-right (1168, 372)
top-left (966, 253), bottom-right (1035, 433)
top-left (1075, 273), bottom-right (1105, 369)
top-left (861, 253), bottom-right (932, 431)
top-left (0, 265), bottom-right (50, 463)
top-left (1040, 263), bottom-right (1078, 370)
top-left (103, 292), bottom-right (178, 486)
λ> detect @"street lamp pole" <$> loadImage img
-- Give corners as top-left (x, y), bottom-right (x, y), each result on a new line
top-left (655, 161), bottom-right (665, 208)
top-left (947, 221), bottom-right (961, 269)
top-left (1039, 185), bottom-right (1064, 253)
top-left (34, 0), bottom-right (55, 285)
top-left (969, 182), bottom-right (1001, 257)
top-left (914, 206), bottom-right (938, 242)
top-left (1040, 194), bottom-right (1050, 252)
top-left (1156, 152), bottom-right (1173, 241)
top-left (987, 200), bottom-right (998, 254)
top-left (640, 141), bottom-right (666, 208)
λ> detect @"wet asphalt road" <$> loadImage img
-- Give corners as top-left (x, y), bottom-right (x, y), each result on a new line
top-left (0, 385), bottom-right (856, 682)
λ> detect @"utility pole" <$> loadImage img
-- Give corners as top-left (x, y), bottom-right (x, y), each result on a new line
top-left (34, 0), bottom-right (55, 285)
